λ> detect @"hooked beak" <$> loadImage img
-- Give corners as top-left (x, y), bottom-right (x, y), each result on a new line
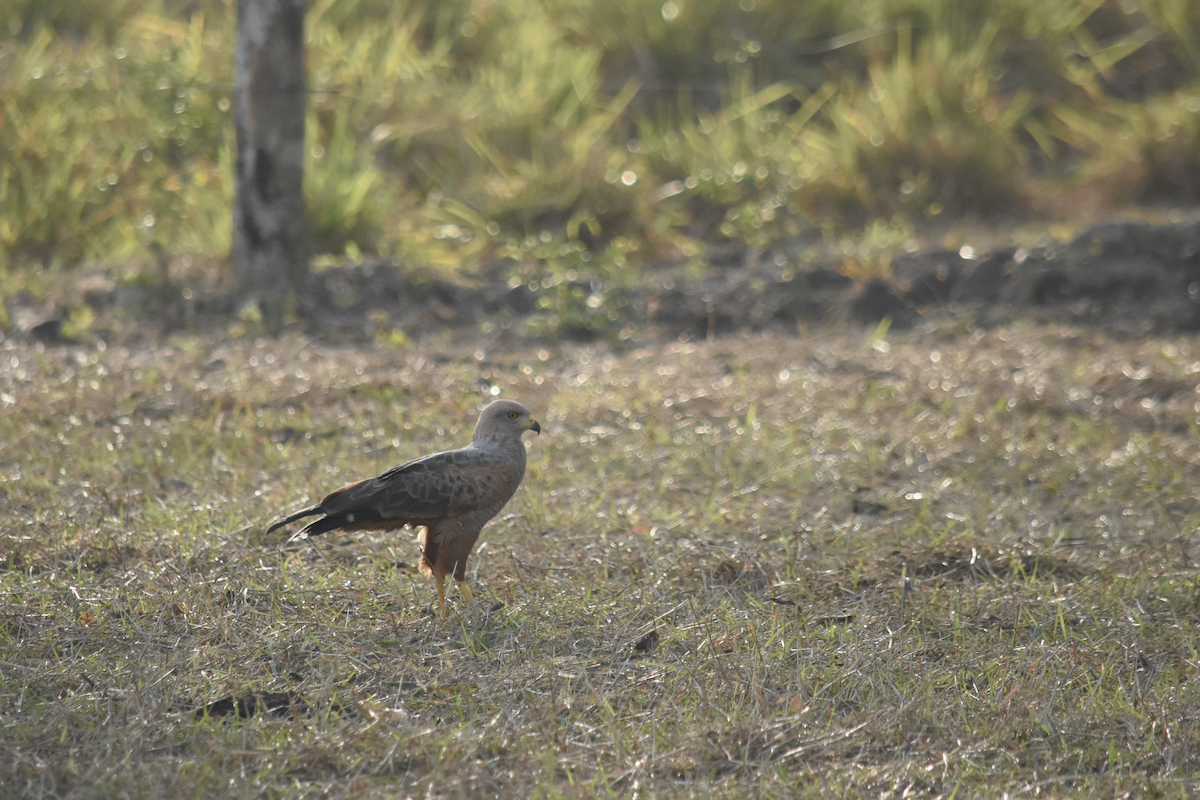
top-left (528, 419), bottom-right (542, 435)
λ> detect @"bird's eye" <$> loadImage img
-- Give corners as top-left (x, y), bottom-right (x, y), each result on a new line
top-left (508, 411), bottom-right (518, 419)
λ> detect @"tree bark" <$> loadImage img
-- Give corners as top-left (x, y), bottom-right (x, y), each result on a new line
top-left (232, 0), bottom-right (307, 329)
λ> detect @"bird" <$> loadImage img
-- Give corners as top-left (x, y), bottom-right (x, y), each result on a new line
top-left (267, 399), bottom-right (541, 616)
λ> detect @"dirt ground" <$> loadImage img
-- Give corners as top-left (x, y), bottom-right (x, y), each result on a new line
top-left (7, 216), bottom-right (1200, 347)
top-left (5, 217), bottom-right (1200, 797)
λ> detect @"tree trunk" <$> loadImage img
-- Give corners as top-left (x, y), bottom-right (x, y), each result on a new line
top-left (232, 0), bottom-right (307, 330)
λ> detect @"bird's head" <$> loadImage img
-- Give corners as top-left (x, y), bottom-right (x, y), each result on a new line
top-left (474, 399), bottom-right (541, 442)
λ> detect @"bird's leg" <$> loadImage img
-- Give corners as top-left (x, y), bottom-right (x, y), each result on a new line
top-left (456, 580), bottom-right (473, 607)
top-left (435, 574), bottom-right (448, 617)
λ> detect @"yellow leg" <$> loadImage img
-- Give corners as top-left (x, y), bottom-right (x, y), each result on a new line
top-left (435, 574), bottom-right (447, 617)
top-left (456, 579), bottom-right (473, 607)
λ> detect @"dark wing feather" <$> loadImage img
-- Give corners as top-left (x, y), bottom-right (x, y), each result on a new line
top-left (266, 505), bottom-right (323, 535)
top-left (318, 449), bottom-right (494, 523)
top-left (270, 446), bottom-right (516, 540)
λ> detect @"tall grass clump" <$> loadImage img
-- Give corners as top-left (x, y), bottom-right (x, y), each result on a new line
top-left (2, 0), bottom-right (1199, 304)
top-left (0, 1), bottom-right (235, 277)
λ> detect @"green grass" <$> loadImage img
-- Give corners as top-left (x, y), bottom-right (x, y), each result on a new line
top-left (3, 323), bottom-right (1200, 796)
top-left (2, 0), bottom-right (1199, 312)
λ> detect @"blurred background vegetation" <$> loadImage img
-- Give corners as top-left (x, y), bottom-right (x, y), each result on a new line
top-left (2, 0), bottom-right (1198, 321)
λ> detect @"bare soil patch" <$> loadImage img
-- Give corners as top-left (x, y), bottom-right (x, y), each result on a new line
top-left (9, 218), bottom-right (1200, 347)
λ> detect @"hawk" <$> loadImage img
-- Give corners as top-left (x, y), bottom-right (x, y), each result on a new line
top-left (267, 399), bottom-right (541, 615)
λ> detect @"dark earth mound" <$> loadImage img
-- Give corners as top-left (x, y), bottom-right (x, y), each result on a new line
top-left (300, 217), bottom-right (1200, 340)
top-left (646, 218), bottom-right (1200, 339)
top-left (11, 218), bottom-right (1200, 344)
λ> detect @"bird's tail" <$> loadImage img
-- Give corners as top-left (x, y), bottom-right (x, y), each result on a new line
top-left (266, 506), bottom-right (323, 535)
top-left (290, 515), bottom-right (345, 539)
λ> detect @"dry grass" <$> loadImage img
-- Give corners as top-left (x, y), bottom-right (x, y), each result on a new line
top-left (3, 321), bottom-right (1200, 797)
top-left (6, 0), bottom-right (1200, 291)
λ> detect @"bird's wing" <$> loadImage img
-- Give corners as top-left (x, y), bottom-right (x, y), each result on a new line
top-left (318, 448), bottom-right (503, 523)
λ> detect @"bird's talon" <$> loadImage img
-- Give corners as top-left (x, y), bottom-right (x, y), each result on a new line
top-left (456, 580), bottom-right (474, 607)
